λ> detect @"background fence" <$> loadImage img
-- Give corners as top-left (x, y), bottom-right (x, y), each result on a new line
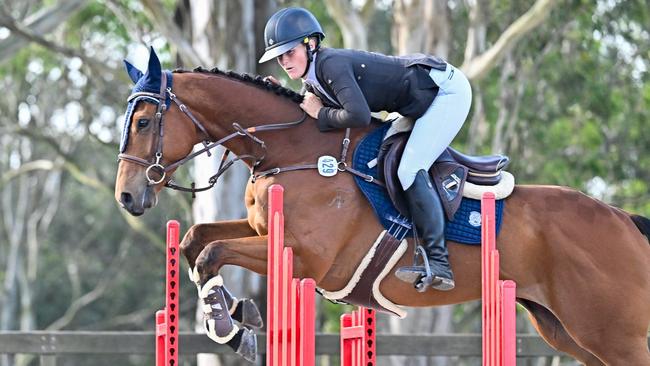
top-left (5, 332), bottom-right (648, 364)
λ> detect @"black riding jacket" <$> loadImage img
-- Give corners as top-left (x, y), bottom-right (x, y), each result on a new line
top-left (307, 47), bottom-right (447, 132)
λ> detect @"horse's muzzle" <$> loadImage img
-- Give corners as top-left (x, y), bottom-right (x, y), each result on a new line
top-left (119, 191), bottom-right (144, 216)
top-left (118, 185), bottom-right (157, 216)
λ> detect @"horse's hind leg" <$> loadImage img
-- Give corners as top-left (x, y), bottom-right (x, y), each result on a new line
top-left (516, 189), bottom-right (650, 365)
top-left (543, 276), bottom-right (650, 365)
top-left (563, 311), bottom-right (650, 366)
top-left (518, 299), bottom-right (605, 365)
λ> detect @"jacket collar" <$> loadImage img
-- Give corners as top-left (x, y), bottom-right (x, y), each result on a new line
top-left (303, 51), bottom-right (318, 85)
top-left (301, 51), bottom-right (339, 106)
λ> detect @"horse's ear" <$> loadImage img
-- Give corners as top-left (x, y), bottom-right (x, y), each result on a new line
top-left (143, 46), bottom-right (162, 89)
top-left (123, 60), bottom-right (143, 84)
top-left (147, 46), bottom-right (162, 73)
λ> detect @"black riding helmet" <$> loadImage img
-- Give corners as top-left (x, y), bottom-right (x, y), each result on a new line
top-left (258, 7), bottom-right (325, 64)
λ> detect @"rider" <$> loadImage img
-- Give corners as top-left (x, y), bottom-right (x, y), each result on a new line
top-left (258, 7), bottom-right (472, 292)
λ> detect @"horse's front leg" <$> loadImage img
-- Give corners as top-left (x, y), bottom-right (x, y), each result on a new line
top-left (194, 235), bottom-right (269, 282)
top-left (181, 220), bottom-right (263, 326)
top-left (194, 235), bottom-right (270, 361)
top-left (180, 219), bottom-right (258, 268)
top-left (180, 221), bottom-right (264, 362)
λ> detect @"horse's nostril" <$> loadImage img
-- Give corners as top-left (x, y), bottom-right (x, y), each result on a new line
top-left (120, 192), bottom-right (133, 207)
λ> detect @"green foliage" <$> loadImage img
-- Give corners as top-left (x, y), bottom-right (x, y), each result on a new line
top-left (285, 0), bottom-right (344, 48)
top-left (466, 0), bottom-right (650, 217)
top-left (0, 0), bottom-right (192, 342)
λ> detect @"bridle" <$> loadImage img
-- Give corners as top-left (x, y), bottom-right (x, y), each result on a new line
top-left (117, 71), bottom-right (307, 195)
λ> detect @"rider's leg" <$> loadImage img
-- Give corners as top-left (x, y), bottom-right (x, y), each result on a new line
top-left (395, 64), bottom-right (472, 291)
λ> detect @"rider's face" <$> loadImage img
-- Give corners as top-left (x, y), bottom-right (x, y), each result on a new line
top-left (277, 44), bottom-right (307, 80)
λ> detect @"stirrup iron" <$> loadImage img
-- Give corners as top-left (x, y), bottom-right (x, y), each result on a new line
top-left (413, 245), bottom-right (434, 292)
top-left (395, 245), bottom-right (434, 292)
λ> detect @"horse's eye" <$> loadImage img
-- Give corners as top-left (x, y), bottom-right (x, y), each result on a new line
top-left (137, 118), bottom-right (150, 129)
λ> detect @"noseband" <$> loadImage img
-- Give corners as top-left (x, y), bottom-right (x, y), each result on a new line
top-left (117, 71), bottom-right (307, 195)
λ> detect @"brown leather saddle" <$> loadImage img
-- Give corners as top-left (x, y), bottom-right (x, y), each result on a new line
top-left (377, 132), bottom-right (510, 221)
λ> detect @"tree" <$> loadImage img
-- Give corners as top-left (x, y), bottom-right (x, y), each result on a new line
top-left (0, 2), bottom-right (192, 365)
top-left (1, 1), bottom-right (648, 365)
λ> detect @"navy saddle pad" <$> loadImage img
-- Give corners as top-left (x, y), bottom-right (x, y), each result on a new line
top-left (351, 124), bottom-right (505, 245)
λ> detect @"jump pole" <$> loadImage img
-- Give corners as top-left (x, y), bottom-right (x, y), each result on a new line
top-left (267, 184), bottom-right (316, 366)
top-left (267, 184), bottom-right (376, 365)
top-left (156, 190), bottom-right (505, 365)
top-left (340, 306), bottom-right (376, 366)
top-left (156, 220), bottom-right (180, 366)
top-left (482, 192), bottom-right (516, 366)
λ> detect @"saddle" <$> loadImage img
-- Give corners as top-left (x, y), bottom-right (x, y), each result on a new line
top-left (377, 132), bottom-right (510, 221)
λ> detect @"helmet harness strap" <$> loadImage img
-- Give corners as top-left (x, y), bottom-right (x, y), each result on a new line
top-left (301, 36), bottom-right (319, 78)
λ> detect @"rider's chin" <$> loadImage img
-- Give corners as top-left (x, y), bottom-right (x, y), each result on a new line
top-left (286, 67), bottom-right (299, 79)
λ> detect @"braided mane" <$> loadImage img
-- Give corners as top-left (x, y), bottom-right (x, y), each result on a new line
top-left (174, 67), bottom-right (304, 103)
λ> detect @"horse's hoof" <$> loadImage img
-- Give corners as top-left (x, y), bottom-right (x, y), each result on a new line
top-left (241, 299), bottom-right (264, 329)
top-left (235, 328), bottom-right (257, 363)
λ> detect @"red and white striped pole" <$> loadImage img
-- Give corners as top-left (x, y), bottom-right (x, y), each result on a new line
top-left (156, 220), bottom-right (180, 366)
top-left (340, 306), bottom-right (376, 366)
top-left (267, 185), bottom-right (316, 366)
top-left (481, 192), bottom-right (516, 366)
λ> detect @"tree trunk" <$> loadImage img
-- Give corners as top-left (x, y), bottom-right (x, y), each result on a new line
top-left (460, 0), bottom-right (558, 81)
top-left (387, 3), bottom-right (454, 364)
top-left (0, 0), bottom-right (86, 62)
top-left (464, 0), bottom-right (488, 153)
top-left (392, 0), bottom-right (450, 57)
top-left (179, 1), bottom-right (276, 364)
top-left (323, 0), bottom-right (369, 50)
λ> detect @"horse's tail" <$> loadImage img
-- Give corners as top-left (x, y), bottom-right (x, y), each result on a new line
top-left (630, 214), bottom-right (650, 244)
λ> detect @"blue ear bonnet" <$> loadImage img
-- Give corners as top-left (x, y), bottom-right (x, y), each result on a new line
top-left (119, 70), bottom-right (173, 153)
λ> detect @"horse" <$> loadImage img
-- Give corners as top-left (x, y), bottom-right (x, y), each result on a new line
top-left (114, 49), bottom-right (650, 365)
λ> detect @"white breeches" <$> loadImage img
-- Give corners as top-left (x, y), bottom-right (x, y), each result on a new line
top-left (397, 65), bottom-right (472, 190)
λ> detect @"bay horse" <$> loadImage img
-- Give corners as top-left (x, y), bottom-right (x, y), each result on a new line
top-left (114, 49), bottom-right (650, 365)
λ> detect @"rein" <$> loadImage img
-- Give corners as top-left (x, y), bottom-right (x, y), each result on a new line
top-left (117, 71), bottom-right (308, 196)
top-left (118, 71), bottom-right (380, 196)
top-left (252, 128), bottom-right (382, 187)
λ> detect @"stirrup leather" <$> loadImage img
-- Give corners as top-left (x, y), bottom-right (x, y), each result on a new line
top-left (413, 245), bottom-right (434, 292)
top-left (412, 245), bottom-right (435, 292)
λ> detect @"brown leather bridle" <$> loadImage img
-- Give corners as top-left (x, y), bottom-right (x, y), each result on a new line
top-left (117, 71), bottom-right (307, 195)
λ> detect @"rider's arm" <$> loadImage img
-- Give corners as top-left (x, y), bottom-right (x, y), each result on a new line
top-left (316, 56), bottom-right (371, 132)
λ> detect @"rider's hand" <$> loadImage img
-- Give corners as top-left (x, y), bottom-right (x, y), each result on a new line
top-left (264, 75), bottom-right (280, 85)
top-left (300, 92), bottom-right (323, 119)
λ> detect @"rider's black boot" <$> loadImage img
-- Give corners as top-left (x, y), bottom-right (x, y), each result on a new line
top-left (395, 170), bottom-right (455, 291)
